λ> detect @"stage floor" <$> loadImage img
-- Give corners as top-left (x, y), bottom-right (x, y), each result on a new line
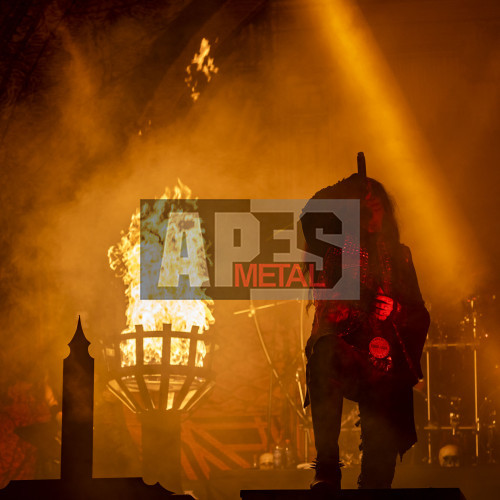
top-left (185, 465), bottom-right (500, 500)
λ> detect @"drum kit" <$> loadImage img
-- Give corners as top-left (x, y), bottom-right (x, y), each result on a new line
top-left (338, 292), bottom-right (500, 467)
top-left (236, 292), bottom-right (499, 467)
top-left (420, 293), bottom-right (499, 466)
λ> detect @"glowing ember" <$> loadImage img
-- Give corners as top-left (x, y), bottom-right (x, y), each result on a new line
top-left (170, 338), bottom-right (191, 366)
top-left (185, 38), bottom-right (219, 101)
top-left (120, 339), bottom-right (136, 367)
top-left (108, 179), bottom-right (214, 370)
top-left (143, 337), bottom-right (162, 364)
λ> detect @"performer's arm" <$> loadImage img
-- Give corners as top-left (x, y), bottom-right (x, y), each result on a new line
top-left (392, 245), bottom-right (431, 377)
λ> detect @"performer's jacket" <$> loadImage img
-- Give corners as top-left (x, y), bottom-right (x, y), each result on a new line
top-left (306, 234), bottom-right (430, 381)
top-left (303, 230), bottom-right (430, 456)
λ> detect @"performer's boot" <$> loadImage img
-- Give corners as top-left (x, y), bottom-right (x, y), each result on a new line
top-left (357, 443), bottom-right (397, 489)
top-left (308, 373), bottom-right (343, 492)
top-left (357, 400), bottom-right (398, 489)
top-left (307, 335), bottom-right (345, 493)
top-left (310, 457), bottom-right (342, 493)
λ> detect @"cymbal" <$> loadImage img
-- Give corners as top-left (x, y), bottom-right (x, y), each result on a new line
top-left (424, 341), bottom-right (480, 350)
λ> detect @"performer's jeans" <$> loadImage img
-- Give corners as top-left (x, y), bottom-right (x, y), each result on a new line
top-left (307, 334), bottom-right (399, 489)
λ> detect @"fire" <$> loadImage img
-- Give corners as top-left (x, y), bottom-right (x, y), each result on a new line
top-left (108, 179), bottom-right (214, 369)
top-left (185, 38), bottom-right (219, 101)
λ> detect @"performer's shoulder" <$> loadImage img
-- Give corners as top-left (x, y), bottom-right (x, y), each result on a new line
top-left (309, 184), bottom-right (337, 200)
top-left (398, 243), bottom-right (413, 264)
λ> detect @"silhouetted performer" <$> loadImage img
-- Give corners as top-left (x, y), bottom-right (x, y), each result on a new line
top-left (301, 171), bottom-right (430, 491)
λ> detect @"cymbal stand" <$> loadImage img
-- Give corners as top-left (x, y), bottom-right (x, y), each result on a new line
top-left (426, 348), bottom-right (433, 463)
top-left (470, 298), bottom-right (480, 461)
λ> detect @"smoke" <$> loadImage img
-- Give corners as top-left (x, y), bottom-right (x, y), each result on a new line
top-left (0, 2), bottom-right (284, 406)
top-left (0, 0), bottom-right (498, 480)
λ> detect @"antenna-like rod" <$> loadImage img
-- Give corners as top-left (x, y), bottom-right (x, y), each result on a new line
top-left (357, 152), bottom-right (367, 178)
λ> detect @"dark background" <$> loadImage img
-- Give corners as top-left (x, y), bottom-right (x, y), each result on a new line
top-left (0, 0), bottom-right (498, 488)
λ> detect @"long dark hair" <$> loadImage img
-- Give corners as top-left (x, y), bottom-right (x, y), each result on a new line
top-left (305, 173), bottom-right (400, 248)
top-left (301, 174), bottom-right (400, 309)
top-left (361, 176), bottom-right (400, 247)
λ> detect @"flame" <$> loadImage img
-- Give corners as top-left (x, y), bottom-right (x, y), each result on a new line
top-left (185, 38), bottom-right (219, 101)
top-left (108, 179), bottom-right (214, 369)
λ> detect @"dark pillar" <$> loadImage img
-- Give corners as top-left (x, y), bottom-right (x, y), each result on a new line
top-left (141, 410), bottom-right (182, 493)
top-left (60, 317), bottom-right (94, 481)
